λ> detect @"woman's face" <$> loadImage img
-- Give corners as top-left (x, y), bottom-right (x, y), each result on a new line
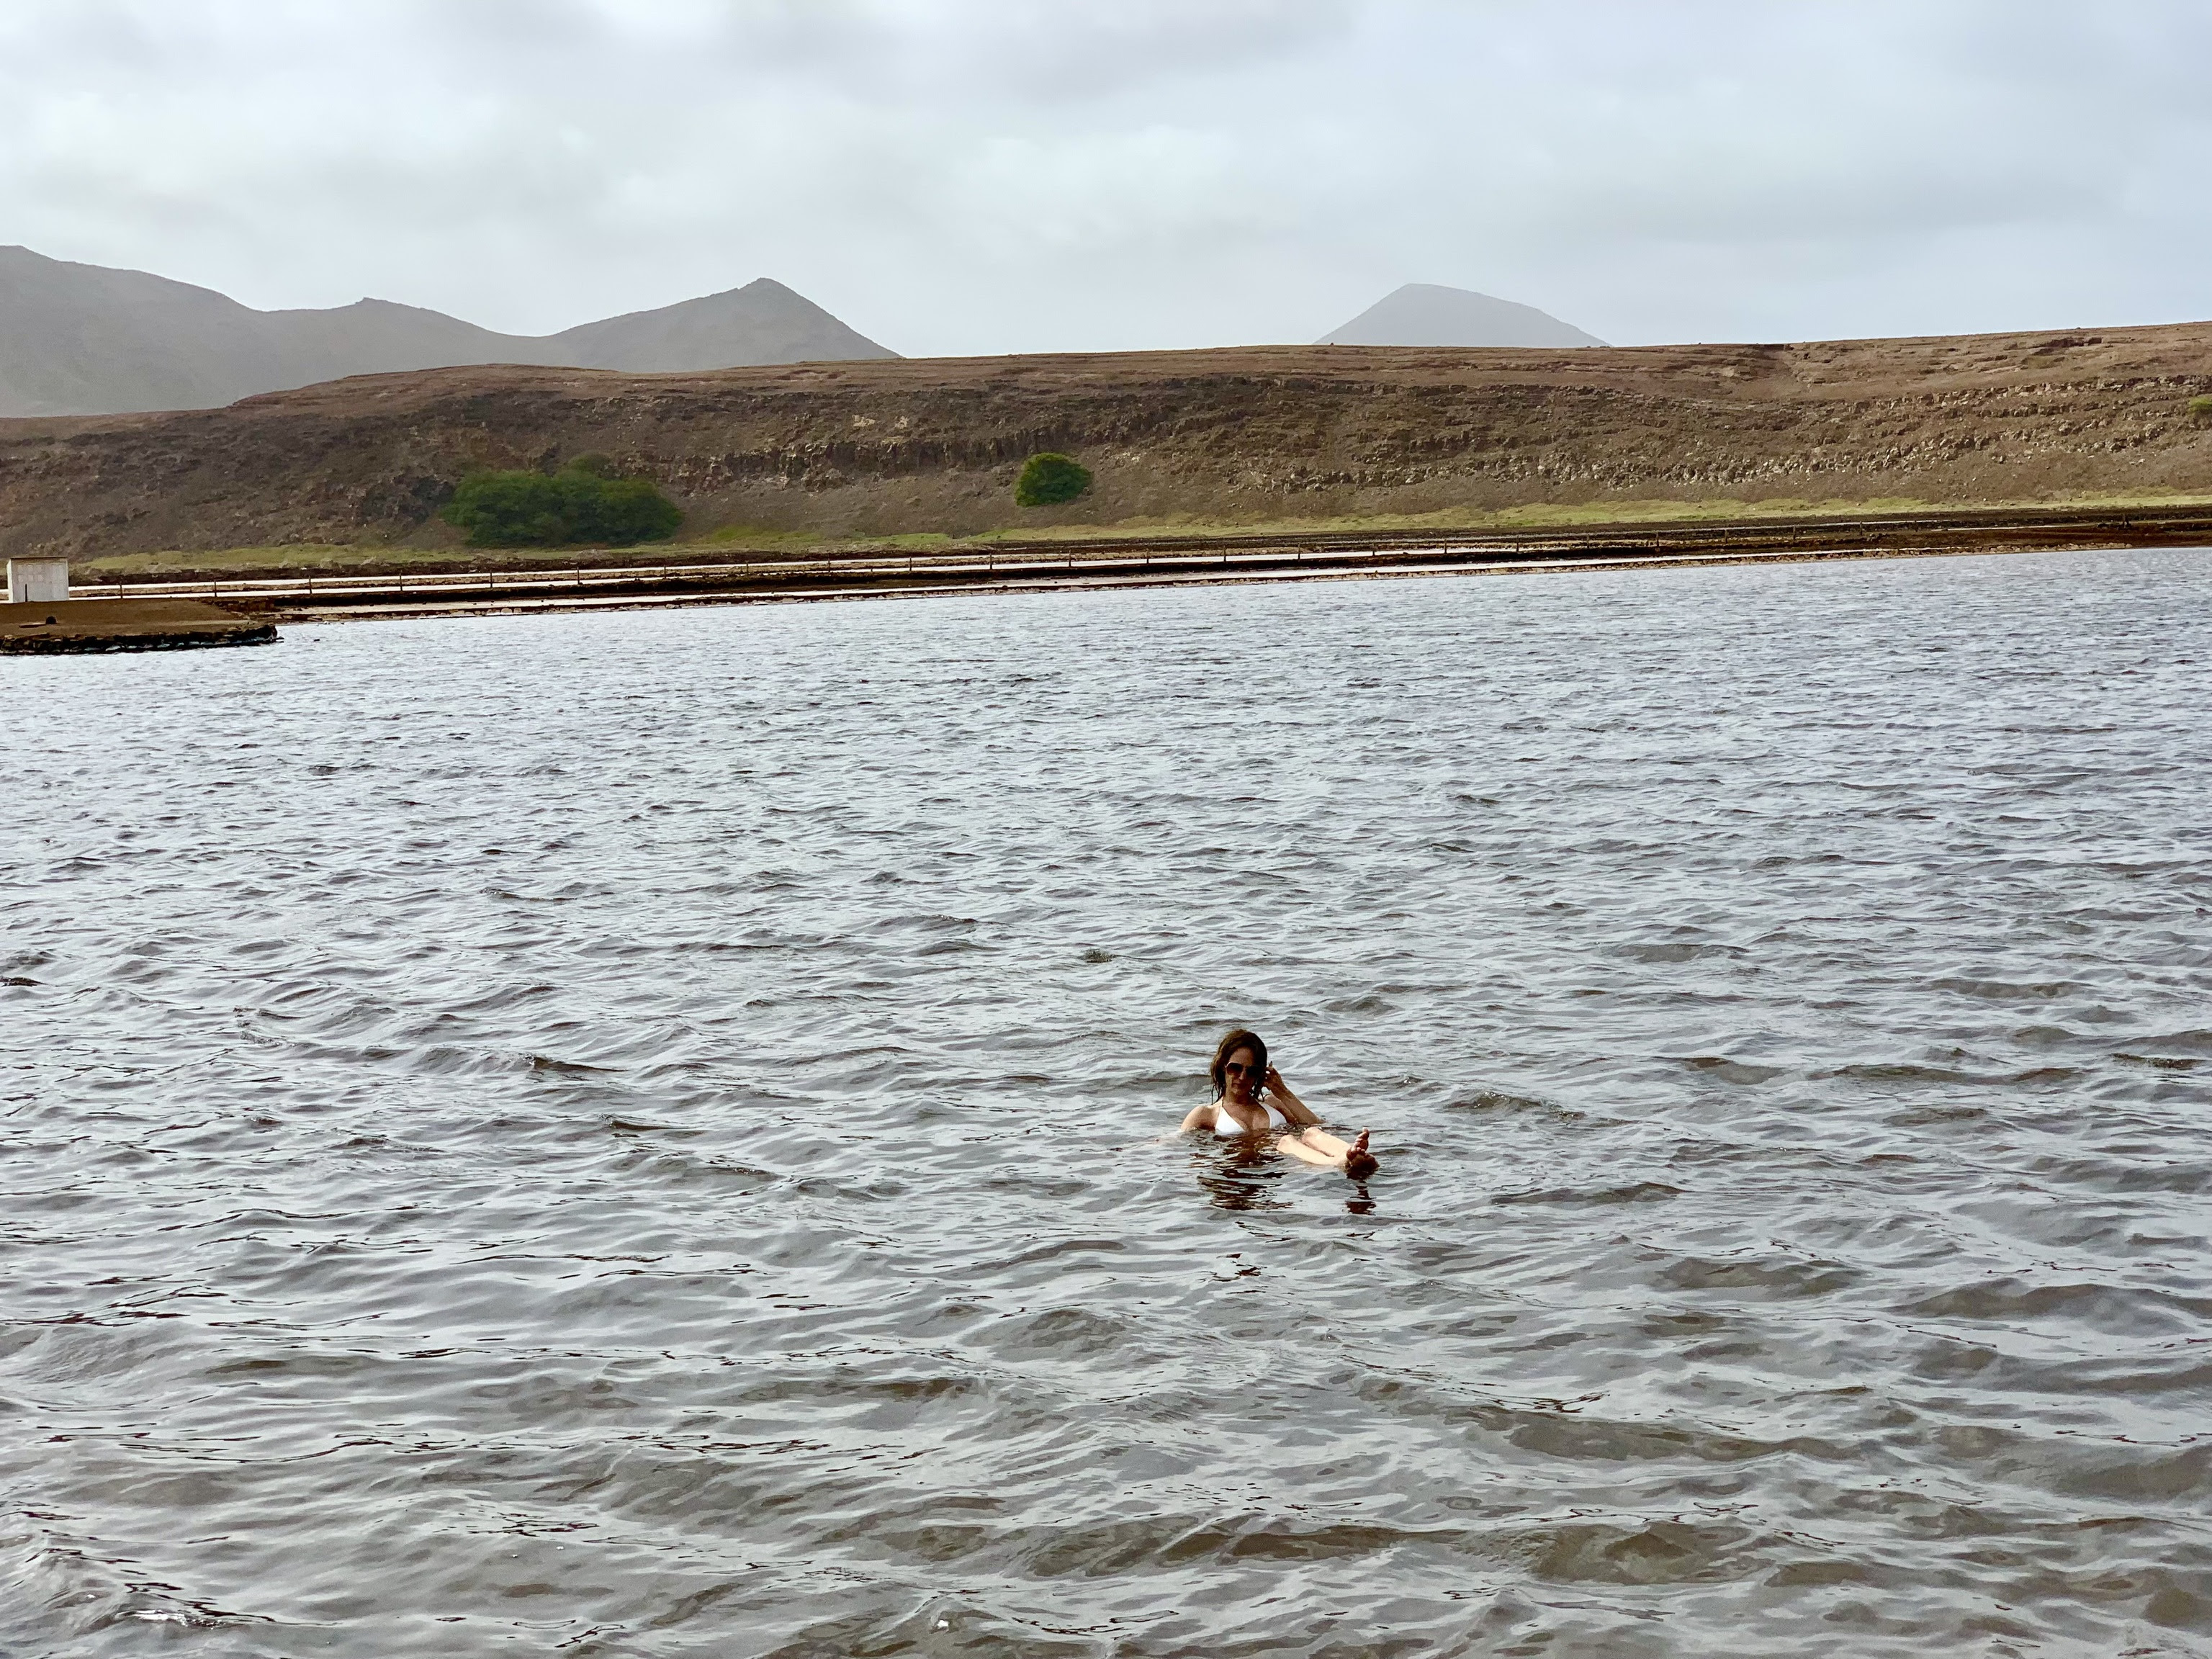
top-left (1222, 1046), bottom-right (1263, 1105)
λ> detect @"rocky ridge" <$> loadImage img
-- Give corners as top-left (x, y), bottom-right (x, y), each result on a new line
top-left (1, 324), bottom-right (2208, 560)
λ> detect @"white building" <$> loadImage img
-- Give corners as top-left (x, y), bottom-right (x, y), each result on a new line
top-left (6, 557), bottom-right (69, 605)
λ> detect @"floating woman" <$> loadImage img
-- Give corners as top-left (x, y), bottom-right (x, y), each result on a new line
top-left (1179, 1028), bottom-right (1378, 1178)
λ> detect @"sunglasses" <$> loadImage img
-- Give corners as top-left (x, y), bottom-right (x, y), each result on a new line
top-left (1223, 1061), bottom-right (1264, 1076)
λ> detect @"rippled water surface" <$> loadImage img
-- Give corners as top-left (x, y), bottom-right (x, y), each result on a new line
top-left (5, 548), bottom-right (2211, 1657)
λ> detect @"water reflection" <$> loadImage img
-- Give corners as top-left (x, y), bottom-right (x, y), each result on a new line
top-left (1190, 1140), bottom-right (1381, 1215)
top-left (1191, 1142), bottom-right (1292, 1211)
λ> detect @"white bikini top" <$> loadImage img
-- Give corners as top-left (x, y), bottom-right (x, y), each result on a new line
top-left (1212, 1100), bottom-right (1285, 1137)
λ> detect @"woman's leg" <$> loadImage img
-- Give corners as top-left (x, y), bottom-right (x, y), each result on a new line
top-left (1275, 1128), bottom-right (1377, 1177)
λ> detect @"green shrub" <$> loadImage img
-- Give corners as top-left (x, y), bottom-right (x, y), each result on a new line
top-left (441, 462), bottom-right (682, 547)
top-left (1014, 452), bottom-right (1093, 507)
top-left (2189, 395), bottom-right (2212, 427)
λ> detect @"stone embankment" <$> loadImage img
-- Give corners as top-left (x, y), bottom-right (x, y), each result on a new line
top-left (1, 325), bottom-right (2210, 559)
top-left (76, 503), bottom-right (2212, 625)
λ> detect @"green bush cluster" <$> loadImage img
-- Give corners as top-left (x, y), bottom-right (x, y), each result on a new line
top-left (1014, 452), bottom-right (1094, 507)
top-left (441, 459), bottom-right (683, 548)
top-left (2189, 395), bottom-right (2212, 427)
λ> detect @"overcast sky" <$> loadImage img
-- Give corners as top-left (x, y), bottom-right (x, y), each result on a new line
top-left (3, 0), bottom-right (2208, 355)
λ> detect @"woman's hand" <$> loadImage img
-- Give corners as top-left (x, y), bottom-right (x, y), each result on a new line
top-left (1263, 1066), bottom-right (1321, 1128)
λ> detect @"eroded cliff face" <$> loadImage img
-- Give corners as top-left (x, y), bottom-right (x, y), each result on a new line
top-left (2, 329), bottom-right (2210, 558)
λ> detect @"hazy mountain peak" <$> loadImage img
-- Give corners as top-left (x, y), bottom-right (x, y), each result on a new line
top-left (549, 276), bottom-right (894, 373)
top-left (0, 246), bottom-right (898, 417)
top-left (1319, 282), bottom-right (1606, 349)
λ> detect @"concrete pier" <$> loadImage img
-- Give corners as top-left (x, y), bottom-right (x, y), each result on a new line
top-left (1, 598), bottom-right (279, 654)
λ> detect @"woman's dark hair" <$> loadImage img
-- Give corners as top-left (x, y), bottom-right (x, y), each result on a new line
top-left (1209, 1028), bottom-right (1269, 1100)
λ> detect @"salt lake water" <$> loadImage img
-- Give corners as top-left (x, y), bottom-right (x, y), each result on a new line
top-left (4, 547), bottom-right (2210, 1656)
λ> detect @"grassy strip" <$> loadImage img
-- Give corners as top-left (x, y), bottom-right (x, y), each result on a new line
top-left (949, 490), bottom-right (2212, 541)
top-left (71, 489), bottom-right (2212, 584)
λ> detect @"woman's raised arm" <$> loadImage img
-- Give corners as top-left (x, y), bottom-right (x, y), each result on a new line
top-left (1262, 1066), bottom-right (1322, 1128)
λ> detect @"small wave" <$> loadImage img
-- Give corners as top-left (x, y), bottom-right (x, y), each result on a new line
top-left (1901, 1277), bottom-right (2212, 1329)
top-left (1930, 976), bottom-right (2074, 1002)
top-left (1678, 1056), bottom-right (1787, 1084)
top-left (1447, 1089), bottom-right (1575, 1118)
top-left (529, 1054), bottom-right (616, 1075)
top-left (1617, 940), bottom-right (1745, 963)
top-left (1492, 1181), bottom-right (1682, 1207)
top-left (1660, 1253), bottom-right (1861, 1299)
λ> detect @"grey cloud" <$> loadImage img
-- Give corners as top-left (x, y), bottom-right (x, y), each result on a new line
top-left (414, 0), bottom-right (1358, 107)
top-left (0, 0), bottom-right (2206, 354)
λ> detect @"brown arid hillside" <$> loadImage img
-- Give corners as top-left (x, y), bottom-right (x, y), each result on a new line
top-left (3, 324), bottom-right (2211, 562)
